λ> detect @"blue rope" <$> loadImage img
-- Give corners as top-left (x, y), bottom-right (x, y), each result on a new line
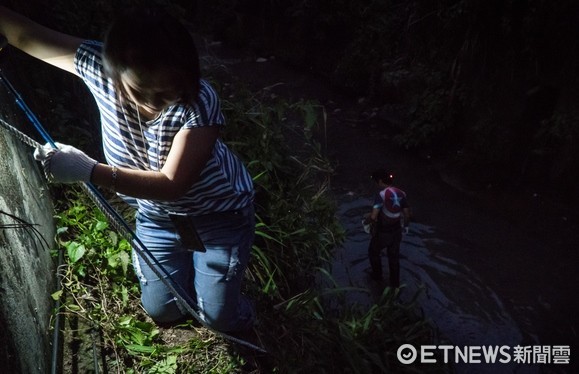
top-left (0, 72), bottom-right (57, 148)
top-left (0, 69), bottom-right (265, 353)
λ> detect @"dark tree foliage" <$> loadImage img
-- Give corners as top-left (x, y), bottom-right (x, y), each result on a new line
top-left (194, 0), bottom-right (579, 201)
top-left (3, 0), bottom-right (578, 200)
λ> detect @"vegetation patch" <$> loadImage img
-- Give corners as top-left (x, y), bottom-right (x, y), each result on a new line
top-left (1, 1), bottom-right (447, 371)
top-left (48, 80), bottom-right (443, 373)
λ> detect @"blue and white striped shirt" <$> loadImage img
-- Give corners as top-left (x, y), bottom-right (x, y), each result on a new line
top-left (74, 41), bottom-right (254, 218)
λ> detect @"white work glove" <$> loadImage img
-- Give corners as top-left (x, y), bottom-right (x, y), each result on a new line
top-left (362, 220), bottom-right (371, 234)
top-left (34, 142), bottom-right (98, 183)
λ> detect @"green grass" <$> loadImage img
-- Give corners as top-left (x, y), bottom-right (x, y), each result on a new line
top-left (48, 82), bottom-right (445, 372)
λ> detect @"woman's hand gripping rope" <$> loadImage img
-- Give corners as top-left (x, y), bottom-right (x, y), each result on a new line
top-left (34, 142), bottom-right (98, 183)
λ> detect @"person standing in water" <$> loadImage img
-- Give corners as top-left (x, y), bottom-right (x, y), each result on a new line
top-left (364, 169), bottom-right (411, 288)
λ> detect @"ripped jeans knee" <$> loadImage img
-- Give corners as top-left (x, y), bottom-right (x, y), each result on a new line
top-left (132, 206), bottom-right (256, 330)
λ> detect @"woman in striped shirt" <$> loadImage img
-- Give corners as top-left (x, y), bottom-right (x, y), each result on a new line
top-left (0, 5), bottom-right (256, 332)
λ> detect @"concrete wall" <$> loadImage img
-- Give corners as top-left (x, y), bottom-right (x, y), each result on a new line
top-left (0, 125), bottom-right (55, 373)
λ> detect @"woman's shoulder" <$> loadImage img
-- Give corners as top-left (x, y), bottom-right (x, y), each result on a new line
top-left (76, 40), bottom-right (104, 59)
top-left (75, 40), bottom-right (104, 74)
top-left (173, 80), bottom-right (224, 127)
top-left (199, 79), bottom-right (219, 96)
top-left (74, 40), bottom-right (114, 94)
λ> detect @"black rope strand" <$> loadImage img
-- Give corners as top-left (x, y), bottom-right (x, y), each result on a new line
top-left (0, 208), bottom-right (51, 250)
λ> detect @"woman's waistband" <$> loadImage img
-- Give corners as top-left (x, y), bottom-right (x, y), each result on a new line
top-left (138, 204), bottom-right (254, 223)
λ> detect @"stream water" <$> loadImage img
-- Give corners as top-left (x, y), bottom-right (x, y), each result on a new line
top-left (327, 138), bottom-right (578, 374)
top-left (209, 42), bottom-right (578, 373)
top-left (332, 192), bottom-right (542, 373)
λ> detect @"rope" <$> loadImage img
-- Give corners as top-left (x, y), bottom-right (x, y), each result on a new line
top-left (0, 74), bottom-right (266, 353)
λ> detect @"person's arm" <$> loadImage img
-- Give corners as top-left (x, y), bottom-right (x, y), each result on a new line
top-left (402, 207), bottom-right (411, 233)
top-left (91, 126), bottom-right (219, 200)
top-left (363, 207), bottom-right (380, 225)
top-left (364, 194), bottom-right (382, 224)
top-left (0, 6), bottom-right (83, 74)
top-left (402, 207), bottom-right (410, 227)
top-left (369, 207), bottom-right (380, 222)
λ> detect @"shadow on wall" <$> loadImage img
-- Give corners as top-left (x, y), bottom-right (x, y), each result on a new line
top-left (0, 120), bottom-right (55, 373)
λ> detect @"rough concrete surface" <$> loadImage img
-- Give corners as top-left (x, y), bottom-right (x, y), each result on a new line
top-left (0, 124), bottom-right (55, 374)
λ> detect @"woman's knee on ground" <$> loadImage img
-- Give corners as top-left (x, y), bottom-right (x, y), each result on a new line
top-left (199, 297), bottom-right (255, 332)
top-left (142, 296), bottom-right (186, 324)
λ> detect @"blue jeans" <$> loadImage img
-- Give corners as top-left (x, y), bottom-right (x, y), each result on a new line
top-left (132, 205), bottom-right (255, 332)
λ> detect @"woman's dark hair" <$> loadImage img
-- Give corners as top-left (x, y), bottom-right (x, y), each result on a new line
top-left (371, 169), bottom-right (394, 184)
top-left (103, 6), bottom-right (200, 103)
